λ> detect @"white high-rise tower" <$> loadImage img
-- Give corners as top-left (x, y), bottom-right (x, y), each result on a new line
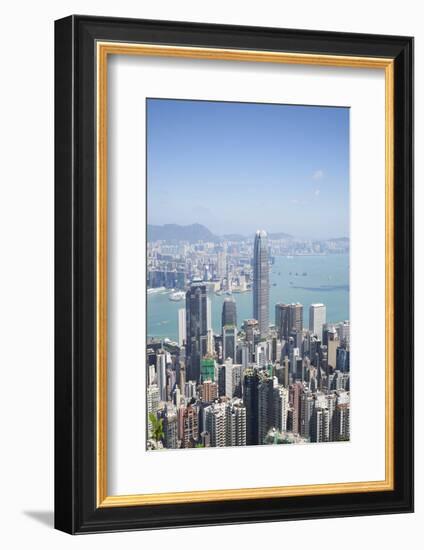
top-left (309, 303), bottom-right (326, 340)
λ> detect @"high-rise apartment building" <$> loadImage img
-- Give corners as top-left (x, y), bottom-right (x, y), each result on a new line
top-left (201, 380), bottom-right (218, 402)
top-left (333, 402), bottom-right (350, 441)
top-left (204, 401), bottom-right (227, 447)
top-left (181, 404), bottom-right (199, 448)
top-left (311, 407), bottom-right (330, 443)
top-left (227, 399), bottom-right (247, 446)
top-left (184, 380), bottom-right (197, 399)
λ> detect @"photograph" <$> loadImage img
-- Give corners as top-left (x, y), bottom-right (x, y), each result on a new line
top-left (146, 98), bottom-right (350, 450)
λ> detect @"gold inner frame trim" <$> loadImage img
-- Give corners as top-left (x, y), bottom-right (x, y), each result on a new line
top-left (96, 41), bottom-right (395, 508)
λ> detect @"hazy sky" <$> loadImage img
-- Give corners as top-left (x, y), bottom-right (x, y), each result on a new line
top-left (147, 98), bottom-right (349, 239)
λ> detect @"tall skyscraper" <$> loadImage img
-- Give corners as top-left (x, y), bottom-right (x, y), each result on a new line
top-left (275, 303), bottom-right (288, 340)
top-left (258, 373), bottom-right (275, 444)
top-left (185, 282), bottom-right (208, 382)
top-left (309, 303), bottom-right (326, 340)
top-left (290, 303), bottom-right (303, 336)
top-left (222, 296), bottom-right (237, 362)
top-left (275, 303), bottom-right (303, 340)
top-left (222, 326), bottom-right (236, 362)
top-left (222, 296), bottom-right (237, 326)
top-left (243, 368), bottom-right (260, 445)
top-left (253, 230), bottom-right (269, 338)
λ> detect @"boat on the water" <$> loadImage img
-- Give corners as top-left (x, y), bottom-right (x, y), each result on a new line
top-left (147, 286), bottom-right (165, 294)
top-left (169, 291), bottom-right (185, 302)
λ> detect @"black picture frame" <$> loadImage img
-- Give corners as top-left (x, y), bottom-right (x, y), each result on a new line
top-left (55, 15), bottom-right (414, 534)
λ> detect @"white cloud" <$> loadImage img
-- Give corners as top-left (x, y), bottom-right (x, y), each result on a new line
top-left (314, 189), bottom-right (320, 196)
top-left (312, 169), bottom-right (324, 180)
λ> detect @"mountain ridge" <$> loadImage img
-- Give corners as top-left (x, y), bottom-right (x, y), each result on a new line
top-left (147, 223), bottom-right (347, 243)
top-left (147, 223), bottom-right (217, 243)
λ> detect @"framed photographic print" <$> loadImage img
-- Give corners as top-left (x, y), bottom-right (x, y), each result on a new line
top-left (54, 15), bottom-right (414, 534)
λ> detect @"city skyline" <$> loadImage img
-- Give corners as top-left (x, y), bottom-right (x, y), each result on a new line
top-left (147, 226), bottom-right (350, 451)
top-left (147, 98), bottom-right (349, 239)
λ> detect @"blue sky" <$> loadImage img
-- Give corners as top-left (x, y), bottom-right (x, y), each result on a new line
top-left (147, 98), bottom-right (349, 239)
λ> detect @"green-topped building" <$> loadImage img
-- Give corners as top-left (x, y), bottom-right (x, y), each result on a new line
top-left (200, 357), bottom-right (215, 383)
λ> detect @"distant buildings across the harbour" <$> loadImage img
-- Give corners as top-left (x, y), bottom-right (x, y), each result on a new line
top-left (147, 224), bottom-right (349, 296)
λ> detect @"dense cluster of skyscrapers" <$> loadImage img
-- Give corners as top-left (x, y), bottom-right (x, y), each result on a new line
top-left (147, 230), bottom-right (350, 450)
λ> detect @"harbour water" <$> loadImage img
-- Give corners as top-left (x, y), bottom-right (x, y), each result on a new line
top-left (147, 254), bottom-right (349, 342)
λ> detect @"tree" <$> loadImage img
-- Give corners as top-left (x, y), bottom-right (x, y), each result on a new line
top-left (149, 413), bottom-right (164, 444)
